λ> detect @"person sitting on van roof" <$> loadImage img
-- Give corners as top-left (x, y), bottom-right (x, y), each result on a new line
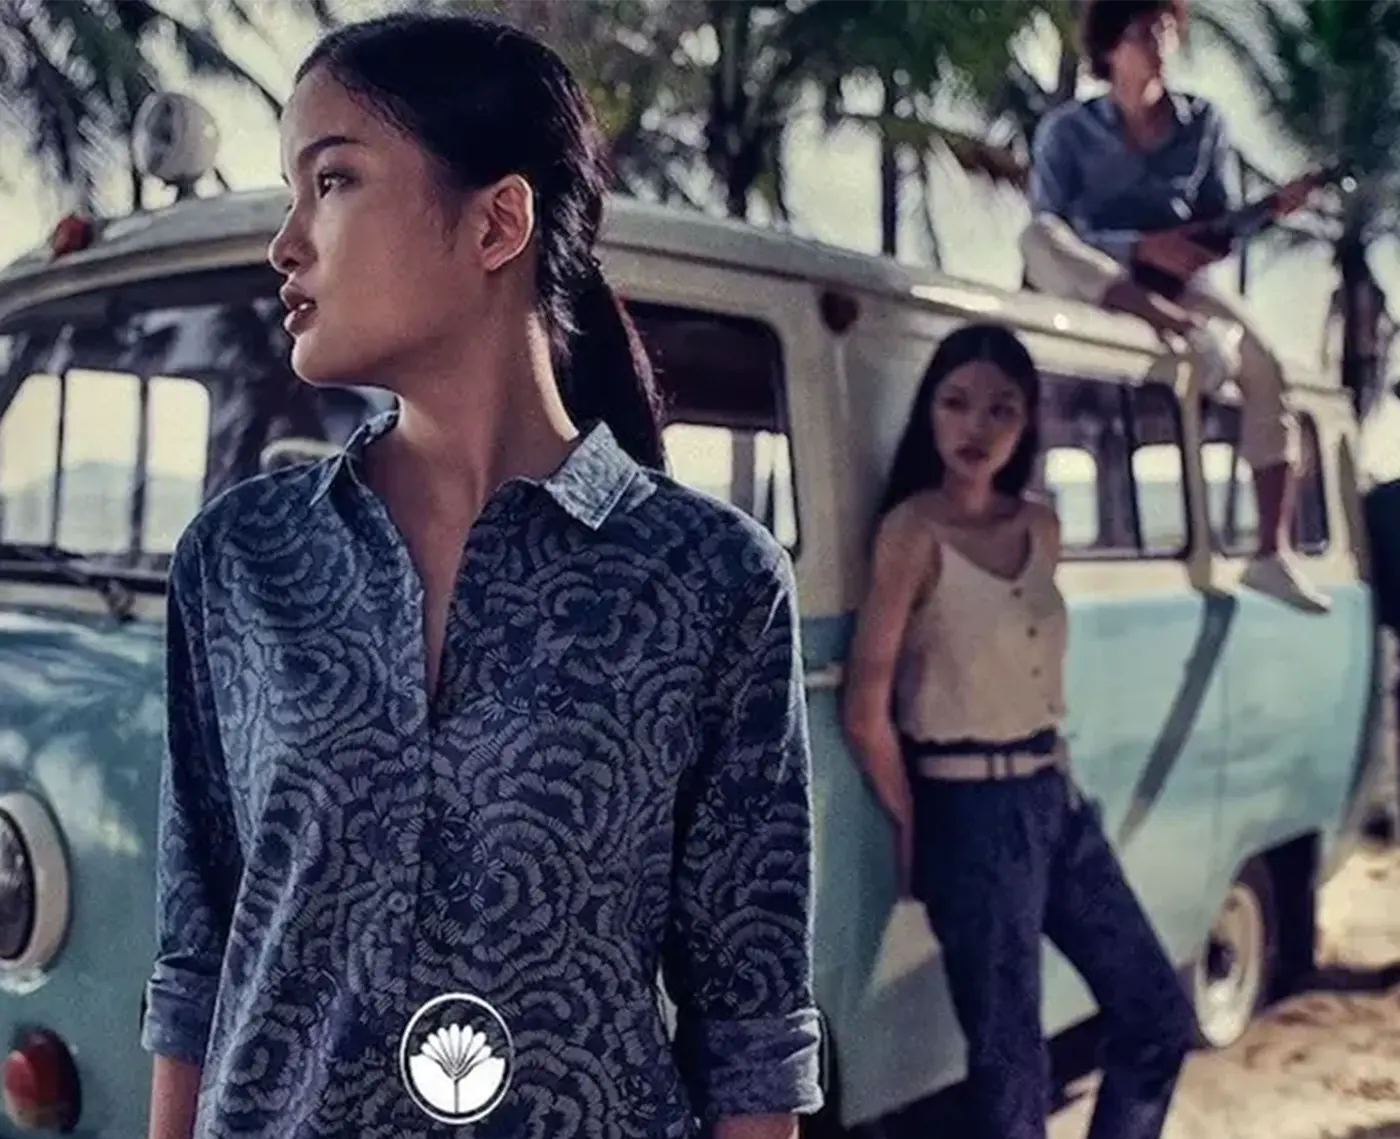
top-left (1019, 0), bottom-right (1330, 614)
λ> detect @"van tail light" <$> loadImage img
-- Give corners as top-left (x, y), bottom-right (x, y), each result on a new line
top-left (48, 214), bottom-right (96, 260)
top-left (2, 1029), bottom-right (79, 1132)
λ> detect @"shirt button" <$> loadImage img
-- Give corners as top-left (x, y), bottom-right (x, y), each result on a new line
top-left (1012, 587), bottom-right (1023, 598)
top-left (1028, 627), bottom-right (1038, 638)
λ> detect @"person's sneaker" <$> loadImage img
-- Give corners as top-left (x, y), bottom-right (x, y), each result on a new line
top-left (1240, 551), bottom-right (1332, 613)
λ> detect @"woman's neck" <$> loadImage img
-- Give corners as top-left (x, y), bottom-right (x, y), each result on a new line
top-left (935, 478), bottom-right (1001, 523)
top-left (372, 317), bottom-right (578, 525)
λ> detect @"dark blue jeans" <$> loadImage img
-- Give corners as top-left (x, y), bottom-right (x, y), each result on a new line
top-left (911, 768), bottom-right (1197, 1139)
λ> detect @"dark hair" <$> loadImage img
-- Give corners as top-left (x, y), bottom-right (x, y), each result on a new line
top-left (1079, 0), bottom-right (1186, 81)
top-left (877, 322), bottom-right (1041, 520)
top-left (296, 13), bottom-right (666, 469)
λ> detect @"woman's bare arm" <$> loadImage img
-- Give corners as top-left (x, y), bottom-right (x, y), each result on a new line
top-left (713, 1114), bottom-right (799, 1139)
top-left (841, 502), bottom-right (938, 818)
top-left (148, 1056), bottom-right (202, 1139)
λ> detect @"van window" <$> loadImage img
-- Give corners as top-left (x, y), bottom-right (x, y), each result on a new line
top-left (0, 366), bottom-right (211, 559)
top-left (0, 272), bottom-right (797, 576)
top-left (628, 300), bottom-right (798, 549)
top-left (0, 372), bottom-right (60, 546)
top-left (145, 377), bottom-right (215, 553)
top-left (1043, 447), bottom-right (1098, 550)
top-left (1129, 383), bottom-right (1189, 556)
top-left (1201, 401), bottom-right (1329, 554)
top-left (0, 269), bottom-right (392, 576)
top-left (1038, 373), bottom-right (1137, 556)
top-left (1036, 375), bottom-right (1187, 559)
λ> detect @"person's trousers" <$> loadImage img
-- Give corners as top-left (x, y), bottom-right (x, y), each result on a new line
top-left (1020, 214), bottom-right (1299, 472)
top-left (911, 768), bottom-right (1199, 1139)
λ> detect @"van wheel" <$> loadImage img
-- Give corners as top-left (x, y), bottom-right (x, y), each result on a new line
top-left (1191, 859), bottom-right (1276, 1049)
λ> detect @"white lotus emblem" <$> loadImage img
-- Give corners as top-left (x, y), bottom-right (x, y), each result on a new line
top-left (398, 992), bottom-right (514, 1124)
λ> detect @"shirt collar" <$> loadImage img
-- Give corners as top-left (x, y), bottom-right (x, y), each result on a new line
top-left (309, 406), bottom-right (641, 530)
top-left (1093, 89), bottom-right (1194, 130)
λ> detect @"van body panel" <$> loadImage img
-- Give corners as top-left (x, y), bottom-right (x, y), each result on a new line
top-left (0, 189), bottom-right (1380, 1136)
top-left (0, 600), bottom-right (163, 1139)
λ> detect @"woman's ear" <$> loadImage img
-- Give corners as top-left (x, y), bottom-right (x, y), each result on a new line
top-left (468, 173), bottom-right (536, 274)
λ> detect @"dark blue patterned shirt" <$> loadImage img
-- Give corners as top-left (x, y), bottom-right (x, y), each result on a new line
top-left (1029, 91), bottom-right (1233, 264)
top-left (140, 412), bottom-right (823, 1139)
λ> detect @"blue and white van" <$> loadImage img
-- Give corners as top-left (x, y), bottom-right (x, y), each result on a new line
top-left (0, 131), bottom-right (1392, 1138)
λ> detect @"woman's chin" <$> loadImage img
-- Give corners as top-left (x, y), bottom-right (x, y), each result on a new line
top-left (290, 337), bottom-right (351, 387)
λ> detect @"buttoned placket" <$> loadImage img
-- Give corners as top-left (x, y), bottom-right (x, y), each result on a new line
top-left (345, 489), bottom-right (428, 1027)
top-left (355, 476), bottom-right (539, 1036)
top-left (1013, 580), bottom-right (1060, 720)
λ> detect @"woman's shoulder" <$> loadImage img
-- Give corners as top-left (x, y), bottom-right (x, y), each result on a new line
top-left (639, 471), bottom-right (792, 588)
top-left (869, 493), bottom-right (944, 585)
top-left (1017, 494), bottom-right (1061, 541)
top-left (174, 458), bottom-right (341, 571)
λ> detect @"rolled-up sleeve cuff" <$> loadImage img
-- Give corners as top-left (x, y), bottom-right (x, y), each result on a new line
top-left (675, 1007), bottom-right (824, 1122)
top-left (140, 968), bottom-right (217, 1066)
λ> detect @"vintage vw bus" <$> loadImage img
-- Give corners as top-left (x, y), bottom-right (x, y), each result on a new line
top-left (0, 105), bottom-right (1393, 1138)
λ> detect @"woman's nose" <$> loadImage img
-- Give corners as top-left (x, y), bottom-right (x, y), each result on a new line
top-left (267, 209), bottom-right (304, 276)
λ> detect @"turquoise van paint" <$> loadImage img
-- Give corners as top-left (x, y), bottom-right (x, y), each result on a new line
top-left (0, 580), bottom-right (1375, 1137)
top-left (0, 603), bottom-right (165, 1139)
top-left (0, 184), bottom-right (1383, 1136)
top-left (798, 581), bottom-right (1376, 1125)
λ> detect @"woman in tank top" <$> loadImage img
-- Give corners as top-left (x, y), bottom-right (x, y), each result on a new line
top-left (842, 322), bottom-right (1198, 1139)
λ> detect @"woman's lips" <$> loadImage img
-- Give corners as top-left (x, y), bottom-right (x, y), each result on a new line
top-left (284, 301), bottom-right (317, 335)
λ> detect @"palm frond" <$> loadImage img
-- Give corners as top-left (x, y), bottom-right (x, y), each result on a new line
top-left (1190, 0), bottom-right (1289, 111)
top-left (840, 109), bottom-right (1028, 187)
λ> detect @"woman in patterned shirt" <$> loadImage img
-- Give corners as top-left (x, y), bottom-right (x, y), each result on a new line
top-left (141, 12), bottom-right (822, 1139)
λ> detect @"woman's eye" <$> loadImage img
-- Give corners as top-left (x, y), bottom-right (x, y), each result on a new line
top-left (315, 170), bottom-right (351, 196)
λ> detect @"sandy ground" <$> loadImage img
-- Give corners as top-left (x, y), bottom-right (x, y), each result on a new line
top-left (1047, 841), bottom-right (1400, 1139)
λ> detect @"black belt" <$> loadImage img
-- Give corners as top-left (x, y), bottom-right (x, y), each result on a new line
top-left (902, 727), bottom-right (1060, 760)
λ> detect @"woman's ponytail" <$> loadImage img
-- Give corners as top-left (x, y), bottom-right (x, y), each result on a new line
top-left (559, 262), bottom-right (668, 471)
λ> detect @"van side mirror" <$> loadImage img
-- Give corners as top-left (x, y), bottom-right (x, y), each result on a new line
top-left (259, 437), bottom-right (341, 474)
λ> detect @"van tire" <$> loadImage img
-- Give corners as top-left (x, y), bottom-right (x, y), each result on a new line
top-left (1190, 859), bottom-right (1277, 1049)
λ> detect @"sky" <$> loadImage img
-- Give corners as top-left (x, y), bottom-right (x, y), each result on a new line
top-left (1, 0), bottom-right (1397, 488)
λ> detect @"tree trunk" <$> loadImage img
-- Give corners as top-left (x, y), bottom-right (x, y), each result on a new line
top-left (1338, 242), bottom-right (1375, 417)
top-left (726, 177), bottom-right (749, 220)
top-left (879, 76), bottom-right (899, 257)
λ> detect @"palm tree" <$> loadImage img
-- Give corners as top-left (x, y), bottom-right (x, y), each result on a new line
top-left (699, 0), bottom-right (1051, 236)
top-left (1194, 0), bottom-right (1400, 416)
top-left (0, 0), bottom-right (284, 212)
top-left (425, 0), bottom-right (712, 208)
top-left (448, 0), bottom-right (1052, 234)
top-left (801, 0), bottom-right (1048, 257)
top-left (979, 0), bottom-right (1081, 165)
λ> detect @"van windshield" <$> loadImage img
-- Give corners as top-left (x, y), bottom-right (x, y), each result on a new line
top-left (0, 259), bottom-right (801, 587)
top-left (0, 266), bottom-right (391, 581)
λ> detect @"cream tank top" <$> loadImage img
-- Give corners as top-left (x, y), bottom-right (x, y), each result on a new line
top-left (893, 523), bottom-right (1068, 746)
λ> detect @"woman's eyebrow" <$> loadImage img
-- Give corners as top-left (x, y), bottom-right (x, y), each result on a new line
top-left (279, 134), bottom-right (365, 184)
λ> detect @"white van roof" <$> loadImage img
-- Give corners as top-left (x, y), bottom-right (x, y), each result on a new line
top-left (0, 189), bottom-right (1330, 386)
